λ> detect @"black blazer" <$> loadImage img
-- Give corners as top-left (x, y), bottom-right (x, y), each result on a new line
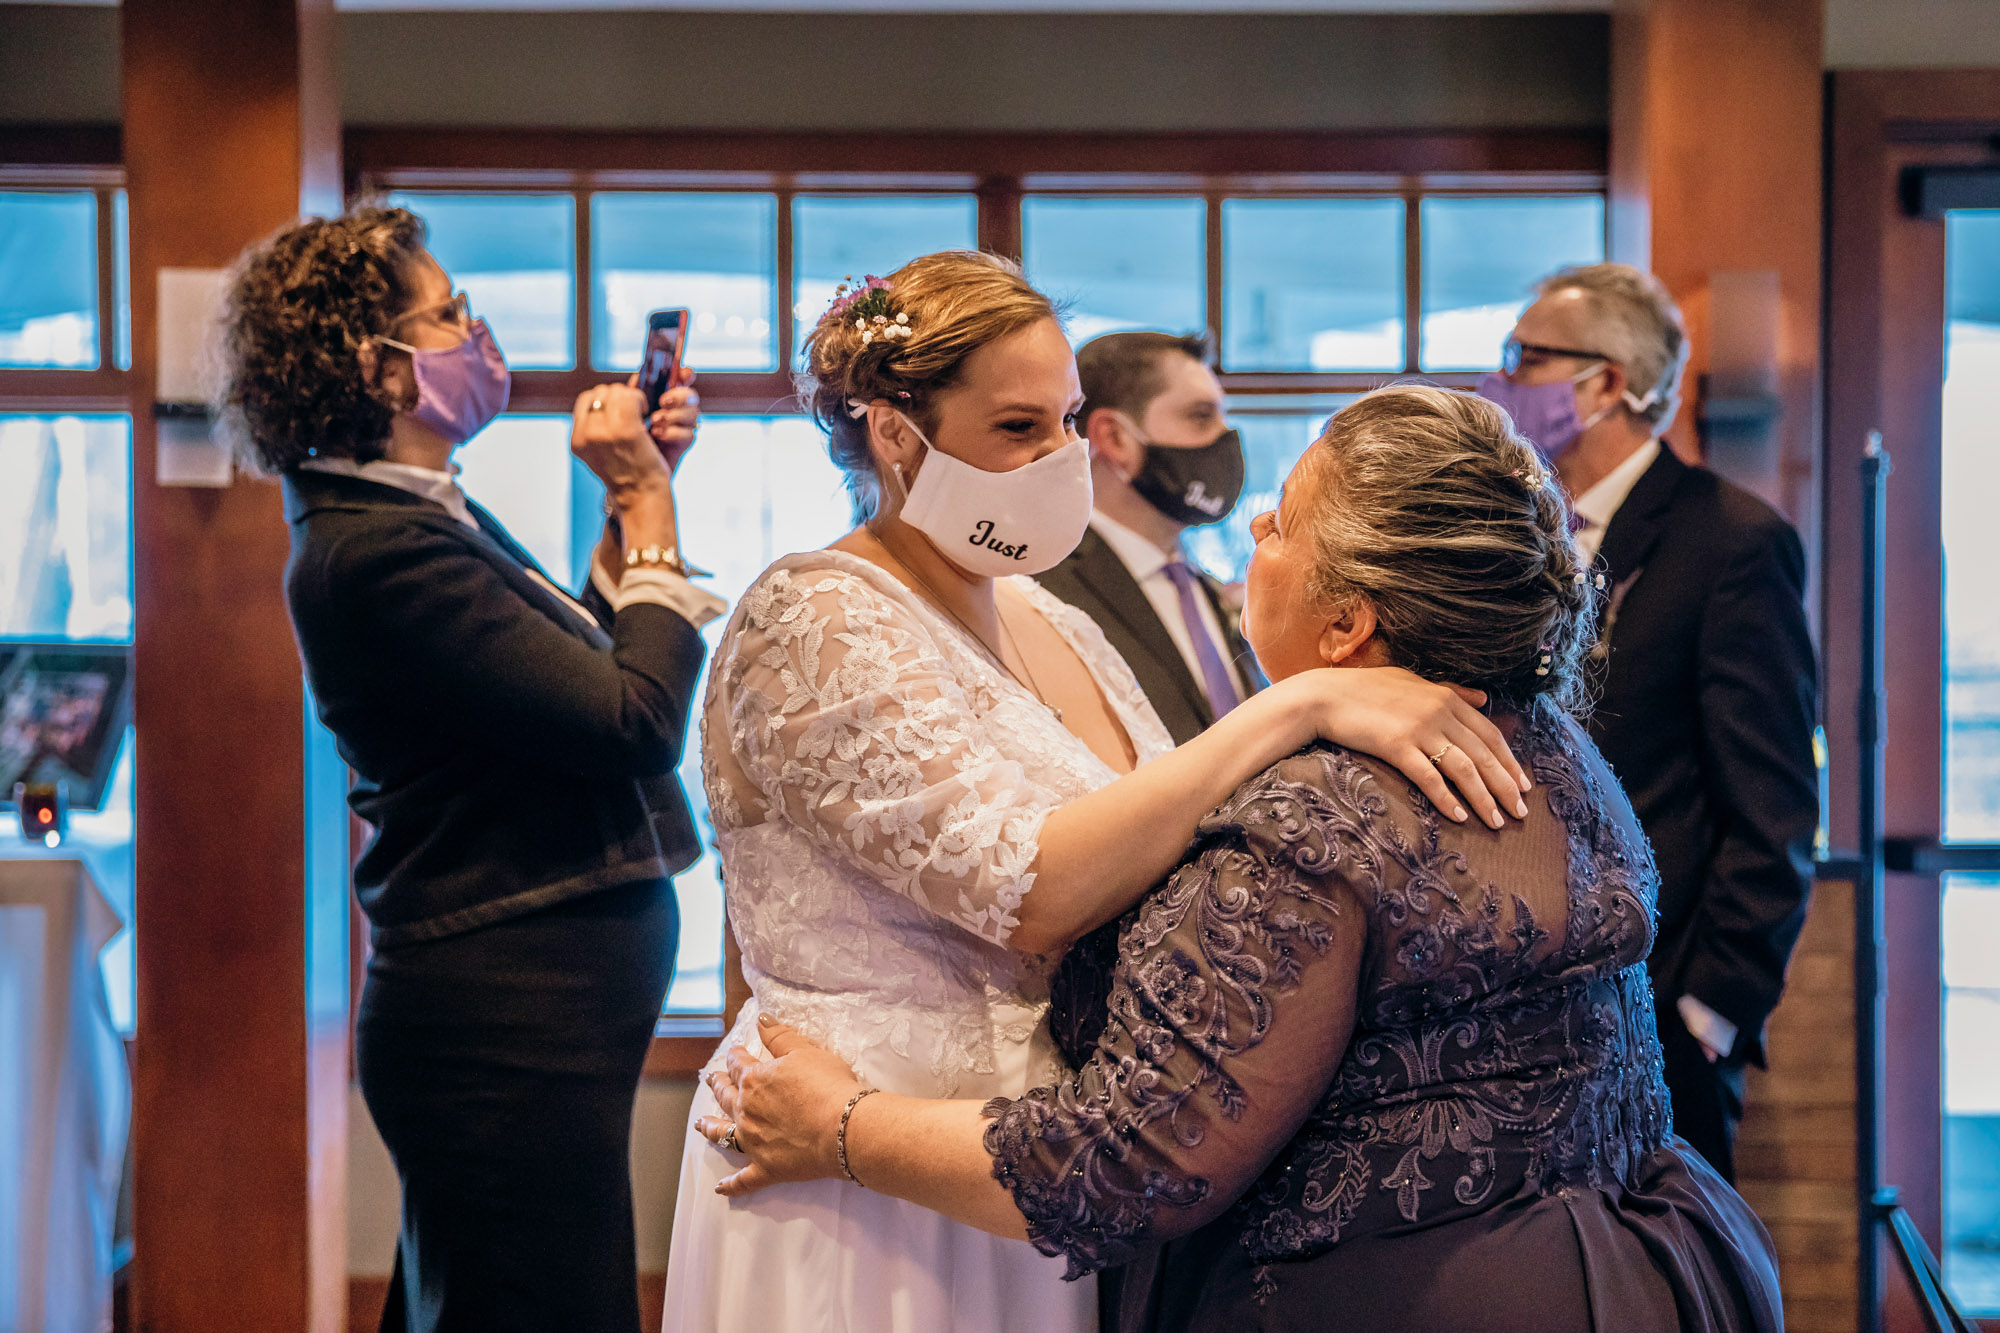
top-left (1586, 448), bottom-right (1818, 1065)
top-left (1038, 527), bottom-right (1264, 747)
top-left (282, 468), bottom-right (708, 948)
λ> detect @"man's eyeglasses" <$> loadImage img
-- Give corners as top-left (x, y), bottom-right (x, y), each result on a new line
top-left (1500, 337), bottom-right (1609, 375)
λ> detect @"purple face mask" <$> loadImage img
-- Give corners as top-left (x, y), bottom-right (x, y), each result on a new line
top-left (380, 318), bottom-right (511, 445)
top-left (1474, 368), bottom-right (1597, 465)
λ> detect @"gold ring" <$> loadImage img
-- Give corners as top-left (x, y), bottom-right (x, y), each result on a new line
top-left (1427, 742), bottom-right (1453, 766)
top-left (589, 398), bottom-right (604, 412)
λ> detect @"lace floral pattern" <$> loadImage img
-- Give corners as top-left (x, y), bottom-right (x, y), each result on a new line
top-left (986, 701), bottom-right (1673, 1280)
top-left (701, 550), bottom-right (1174, 1097)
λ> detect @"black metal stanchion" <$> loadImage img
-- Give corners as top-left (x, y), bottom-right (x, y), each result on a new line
top-left (1858, 430), bottom-right (1891, 1333)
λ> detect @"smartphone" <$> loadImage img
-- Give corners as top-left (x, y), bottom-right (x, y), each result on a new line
top-left (639, 308), bottom-right (691, 416)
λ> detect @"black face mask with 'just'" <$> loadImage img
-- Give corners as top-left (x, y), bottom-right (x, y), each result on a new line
top-left (1128, 426), bottom-right (1247, 527)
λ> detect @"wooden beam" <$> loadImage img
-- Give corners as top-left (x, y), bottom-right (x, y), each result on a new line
top-left (122, 2), bottom-right (346, 1329)
top-left (345, 127), bottom-right (1607, 193)
top-left (1608, 0), bottom-right (1823, 534)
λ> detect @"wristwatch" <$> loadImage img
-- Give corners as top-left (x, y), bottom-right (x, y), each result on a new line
top-left (624, 544), bottom-right (709, 579)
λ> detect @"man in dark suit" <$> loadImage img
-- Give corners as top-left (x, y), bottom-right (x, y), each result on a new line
top-left (1488, 263), bottom-right (1819, 1182)
top-left (1039, 331), bottom-right (1262, 746)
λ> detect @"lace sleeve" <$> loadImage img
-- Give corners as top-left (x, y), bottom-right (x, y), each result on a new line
top-left (721, 563), bottom-right (1060, 947)
top-left (982, 747), bottom-right (1378, 1277)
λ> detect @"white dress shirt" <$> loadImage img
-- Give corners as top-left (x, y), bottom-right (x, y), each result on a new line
top-left (1088, 510), bottom-right (1248, 700)
top-left (1568, 439), bottom-right (1661, 564)
top-left (1563, 442), bottom-right (1739, 1063)
top-left (297, 456), bottom-right (723, 628)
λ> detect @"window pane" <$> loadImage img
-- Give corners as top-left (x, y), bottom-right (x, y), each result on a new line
top-left (1419, 196), bottom-right (1605, 371)
top-left (1945, 871), bottom-right (2000, 1313)
top-left (793, 195), bottom-right (977, 361)
top-left (0, 414), bottom-right (133, 640)
top-left (389, 192), bottom-right (575, 370)
top-left (566, 415), bottom-right (851, 1014)
top-left (1943, 211), bottom-right (2000, 1315)
top-left (1223, 198), bottom-right (1403, 372)
top-left (593, 193), bottom-right (777, 374)
top-left (0, 411), bottom-right (136, 1032)
top-left (1023, 197), bottom-right (1205, 344)
top-left (455, 415), bottom-right (577, 586)
top-left (1183, 404), bottom-right (1352, 585)
top-left (112, 190), bottom-right (131, 372)
top-left (1944, 210), bottom-right (2000, 844)
top-left (0, 191), bottom-right (99, 368)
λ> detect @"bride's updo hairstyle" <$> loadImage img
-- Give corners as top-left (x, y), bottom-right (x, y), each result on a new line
top-left (1297, 384), bottom-right (1598, 712)
top-left (799, 250), bottom-right (1061, 520)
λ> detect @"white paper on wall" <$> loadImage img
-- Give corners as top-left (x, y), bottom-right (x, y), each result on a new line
top-left (154, 267), bottom-right (228, 405)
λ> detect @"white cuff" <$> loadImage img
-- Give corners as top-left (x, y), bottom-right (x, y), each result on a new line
top-left (1676, 994), bottom-right (1739, 1063)
top-left (591, 552), bottom-right (727, 628)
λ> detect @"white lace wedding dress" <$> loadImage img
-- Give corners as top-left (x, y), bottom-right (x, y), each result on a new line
top-left (662, 549), bottom-right (1174, 1333)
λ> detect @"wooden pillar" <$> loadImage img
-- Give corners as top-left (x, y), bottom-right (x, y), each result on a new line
top-left (1609, 6), bottom-right (1843, 1330)
top-left (1608, 0), bottom-right (1823, 537)
top-left (123, 2), bottom-right (348, 1329)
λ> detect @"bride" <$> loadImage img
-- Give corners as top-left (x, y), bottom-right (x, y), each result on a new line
top-left (662, 251), bottom-right (1530, 1333)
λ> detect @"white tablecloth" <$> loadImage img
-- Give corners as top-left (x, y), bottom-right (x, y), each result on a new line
top-left (0, 859), bottom-right (129, 1333)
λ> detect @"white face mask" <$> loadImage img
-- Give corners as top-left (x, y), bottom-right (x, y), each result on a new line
top-left (872, 406), bottom-right (1094, 578)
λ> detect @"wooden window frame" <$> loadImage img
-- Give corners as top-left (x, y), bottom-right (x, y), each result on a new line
top-left (0, 164), bottom-right (134, 410)
top-left (346, 128), bottom-right (1609, 1075)
top-left (0, 130), bottom-right (1607, 1078)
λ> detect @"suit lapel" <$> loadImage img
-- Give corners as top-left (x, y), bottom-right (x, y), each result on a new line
top-left (1593, 451), bottom-right (1685, 620)
top-left (1066, 529), bottom-right (1213, 727)
top-left (1589, 448), bottom-right (1688, 668)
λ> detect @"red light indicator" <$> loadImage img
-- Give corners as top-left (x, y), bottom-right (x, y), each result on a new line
top-left (37, 808), bottom-right (52, 824)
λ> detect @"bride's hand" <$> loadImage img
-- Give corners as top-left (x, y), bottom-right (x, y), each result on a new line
top-left (1271, 666), bottom-right (1531, 828)
top-left (697, 1015), bottom-right (861, 1198)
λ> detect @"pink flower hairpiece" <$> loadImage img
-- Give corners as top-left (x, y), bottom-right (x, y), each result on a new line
top-left (826, 275), bottom-right (912, 346)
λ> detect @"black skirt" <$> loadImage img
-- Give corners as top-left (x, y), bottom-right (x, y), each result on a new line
top-left (358, 877), bottom-right (677, 1333)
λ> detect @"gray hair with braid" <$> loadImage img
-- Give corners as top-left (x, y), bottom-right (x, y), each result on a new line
top-left (1295, 384), bottom-right (1598, 713)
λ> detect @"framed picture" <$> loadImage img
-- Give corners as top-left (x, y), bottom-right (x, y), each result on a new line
top-left (0, 641), bottom-right (133, 812)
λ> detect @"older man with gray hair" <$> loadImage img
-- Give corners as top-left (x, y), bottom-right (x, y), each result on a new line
top-left (1479, 262), bottom-right (1818, 1183)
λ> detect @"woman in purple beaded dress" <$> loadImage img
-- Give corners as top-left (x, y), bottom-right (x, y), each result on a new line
top-left (700, 384), bottom-right (1785, 1333)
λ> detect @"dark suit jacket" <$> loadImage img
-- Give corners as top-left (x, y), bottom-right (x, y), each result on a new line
top-left (282, 468), bottom-right (708, 948)
top-left (1038, 527), bottom-right (1263, 747)
top-left (1586, 448), bottom-right (1818, 1066)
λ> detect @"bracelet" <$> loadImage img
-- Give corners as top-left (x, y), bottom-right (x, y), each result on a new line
top-left (623, 544), bottom-right (712, 579)
top-left (835, 1087), bottom-right (880, 1186)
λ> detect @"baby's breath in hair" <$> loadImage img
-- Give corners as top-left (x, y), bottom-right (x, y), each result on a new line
top-left (827, 275), bottom-right (913, 347)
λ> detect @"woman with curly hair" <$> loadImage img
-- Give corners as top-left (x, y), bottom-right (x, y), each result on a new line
top-left (703, 385), bottom-right (1785, 1333)
top-left (660, 256), bottom-right (1540, 1332)
top-left (216, 205), bottom-right (719, 1333)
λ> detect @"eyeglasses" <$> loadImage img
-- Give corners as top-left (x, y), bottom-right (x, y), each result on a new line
top-left (1500, 337), bottom-right (1609, 375)
top-left (390, 291), bottom-right (474, 334)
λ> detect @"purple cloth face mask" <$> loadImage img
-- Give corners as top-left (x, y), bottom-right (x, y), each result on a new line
top-left (1474, 368), bottom-right (1596, 465)
top-left (380, 318), bottom-right (512, 445)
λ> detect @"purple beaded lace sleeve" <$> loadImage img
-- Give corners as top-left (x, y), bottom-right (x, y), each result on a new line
top-left (981, 747), bottom-right (1377, 1279)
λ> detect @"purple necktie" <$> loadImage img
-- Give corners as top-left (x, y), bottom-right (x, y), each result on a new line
top-left (1162, 560), bottom-right (1241, 722)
